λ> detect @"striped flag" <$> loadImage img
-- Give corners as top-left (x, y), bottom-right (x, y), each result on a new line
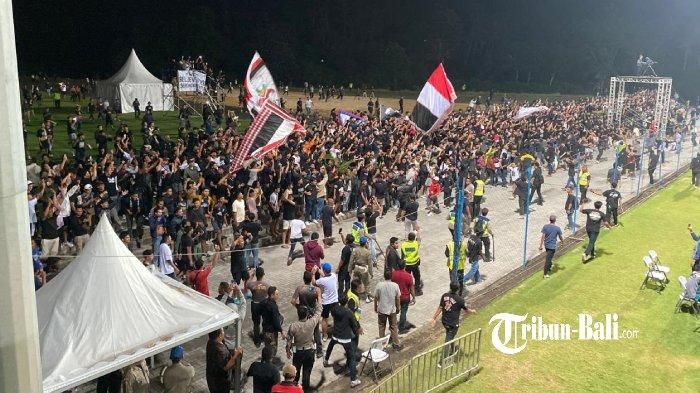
top-left (410, 63), bottom-right (457, 131)
top-left (230, 100), bottom-right (305, 174)
top-left (244, 52), bottom-right (281, 117)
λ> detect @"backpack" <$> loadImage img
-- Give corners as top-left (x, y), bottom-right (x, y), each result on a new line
top-left (473, 218), bottom-right (486, 235)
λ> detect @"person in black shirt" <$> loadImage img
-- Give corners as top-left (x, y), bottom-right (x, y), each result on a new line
top-left (230, 234), bottom-right (248, 285)
top-left (246, 346), bottom-right (281, 393)
top-left (581, 201), bottom-right (610, 262)
top-left (648, 148), bottom-right (659, 185)
top-left (323, 293), bottom-right (362, 388)
top-left (529, 162), bottom-right (545, 206)
top-left (261, 286), bottom-right (285, 363)
top-left (206, 328), bottom-right (243, 393)
top-left (564, 186), bottom-right (578, 230)
top-left (431, 282), bottom-right (476, 365)
top-left (513, 175), bottom-right (529, 216)
top-left (241, 212), bottom-right (263, 269)
top-left (337, 234), bottom-right (355, 295)
top-left (597, 182), bottom-right (622, 226)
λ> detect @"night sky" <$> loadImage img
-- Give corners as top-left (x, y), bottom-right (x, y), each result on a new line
top-left (11, 0), bottom-right (700, 95)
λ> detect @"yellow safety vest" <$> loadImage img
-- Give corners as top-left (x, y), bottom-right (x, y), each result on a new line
top-left (448, 211), bottom-right (456, 230)
top-left (446, 240), bottom-right (467, 270)
top-left (351, 222), bottom-right (367, 244)
top-left (401, 240), bottom-right (420, 265)
top-left (474, 180), bottom-right (485, 197)
top-left (346, 289), bottom-right (361, 321)
top-left (578, 171), bottom-right (589, 186)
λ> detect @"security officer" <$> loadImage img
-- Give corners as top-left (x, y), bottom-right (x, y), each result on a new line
top-left (445, 237), bottom-right (468, 296)
top-left (348, 237), bottom-right (373, 302)
top-left (286, 290), bottom-right (323, 391)
top-left (401, 232), bottom-right (422, 296)
top-left (351, 213), bottom-right (367, 245)
top-left (473, 208), bottom-right (494, 261)
top-left (472, 176), bottom-right (485, 217)
top-left (578, 165), bottom-right (591, 204)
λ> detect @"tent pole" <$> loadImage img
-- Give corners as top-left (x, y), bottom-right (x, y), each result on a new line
top-left (0, 0), bottom-right (43, 391)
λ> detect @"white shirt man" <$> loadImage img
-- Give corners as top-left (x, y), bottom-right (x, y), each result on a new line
top-left (289, 218), bottom-right (306, 240)
top-left (159, 236), bottom-right (176, 278)
top-left (232, 197), bottom-right (246, 225)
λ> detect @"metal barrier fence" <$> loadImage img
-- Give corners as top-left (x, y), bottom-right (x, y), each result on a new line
top-left (367, 329), bottom-right (482, 393)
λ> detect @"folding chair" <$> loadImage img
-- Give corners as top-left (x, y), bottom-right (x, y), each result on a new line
top-left (641, 256), bottom-right (666, 292)
top-left (675, 276), bottom-right (700, 316)
top-left (648, 250), bottom-right (671, 276)
top-left (360, 335), bottom-right (393, 383)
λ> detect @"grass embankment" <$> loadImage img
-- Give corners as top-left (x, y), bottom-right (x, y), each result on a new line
top-left (442, 173), bottom-right (700, 393)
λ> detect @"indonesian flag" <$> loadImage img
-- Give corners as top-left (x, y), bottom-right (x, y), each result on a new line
top-left (244, 52), bottom-right (281, 117)
top-left (513, 106), bottom-right (550, 120)
top-left (410, 64), bottom-right (457, 132)
top-left (230, 100), bottom-right (305, 174)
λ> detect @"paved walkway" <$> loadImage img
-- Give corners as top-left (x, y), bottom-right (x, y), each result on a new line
top-left (80, 139), bottom-right (697, 392)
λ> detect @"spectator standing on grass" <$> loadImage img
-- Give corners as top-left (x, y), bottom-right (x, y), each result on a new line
top-left (581, 201), bottom-right (609, 262)
top-left (539, 215), bottom-right (564, 278)
top-left (687, 224), bottom-right (700, 272)
top-left (683, 267), bottom-right (700, 302)
top-left (601, 182), bottom-right (622, 226)
top-left (430, 282), bottom-right (476, 366)
top-left (690, 153), bottom-right (700, 187)
top-left (132, 98), bottom-right (140, 118)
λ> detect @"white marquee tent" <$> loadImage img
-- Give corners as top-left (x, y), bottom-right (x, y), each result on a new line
top-left (36, 215), bottom-right (238, 393)
top-left (95, 49), bottom-right (174, 113)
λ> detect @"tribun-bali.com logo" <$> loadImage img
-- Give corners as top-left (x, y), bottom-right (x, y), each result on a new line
top-left (488, 313), bottom-right (639, 355)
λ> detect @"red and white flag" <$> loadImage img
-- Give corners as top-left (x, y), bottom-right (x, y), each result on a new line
top-left (244, 52), bottom-right (281, 117)
top-left (230, 100), bottom-right (305, 174)
top-left (410, 64), bottom-right (457, 131)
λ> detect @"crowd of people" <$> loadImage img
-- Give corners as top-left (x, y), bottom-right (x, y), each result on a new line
top-left (24, 82), bottom-right (699, 392)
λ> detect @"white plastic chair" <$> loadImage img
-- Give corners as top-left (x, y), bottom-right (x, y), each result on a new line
top-left (648, 250), bottom-right (671, 275)
top-left (675, 276), bottom-right (700, 316)
top-left (360, 335), bottom-right (393, 383)
top-left (641, 256), bottom-right (666, 292)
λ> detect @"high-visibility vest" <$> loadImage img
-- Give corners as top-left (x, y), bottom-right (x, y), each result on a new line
top-left (448, 211), bottom-right (456, 230)
top-left (474, 180), bottom-right (485, 197)
top-left (446, 240), bottom-right (467, 270)
top-left (351, 221), bottom-right (367, 244)
top-left (401, 240), bottom-right (420, 265)
top-left (578, 171), bottom-right (589, 186)
top-left (346, 289), bottom-right (361, 321)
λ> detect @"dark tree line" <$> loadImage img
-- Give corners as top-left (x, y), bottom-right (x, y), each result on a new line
top-left (11, 0), bottom-right (700, 96)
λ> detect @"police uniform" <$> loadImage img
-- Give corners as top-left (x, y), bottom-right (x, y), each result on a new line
top-left (472, 179), bottom-right (485, 217)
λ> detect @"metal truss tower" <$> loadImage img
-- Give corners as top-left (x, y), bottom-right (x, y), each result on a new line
top-left (607, 76), bottom-right (673, 134)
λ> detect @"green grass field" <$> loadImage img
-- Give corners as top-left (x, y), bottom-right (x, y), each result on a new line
top-left (441, 173), bottom-right (700, 393)
top-left (22, 96), bottom-right (251, 159)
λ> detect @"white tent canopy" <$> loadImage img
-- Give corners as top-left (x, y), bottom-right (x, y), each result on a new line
top-left (37, 215), bottom-right (237, 393)
top-left (95, 49), bottom-right (174, 113)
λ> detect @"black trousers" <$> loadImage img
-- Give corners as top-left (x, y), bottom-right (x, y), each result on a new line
top-left (606, 207), bottom-right (619, 225)
top-left (544, 248), bottom-right (555, 275)
top-left (529, 184), bottom-right (543, 204)
top-left (324, 339), bottom-right (358, 381)
top-left (293, 348), bottom-right (316, 390)
top-left (648, 168), bottom-right (656, 184)
top-left (406, 263), bottom-right (422, 289)
top-left (482, 236), bottom-right (491, 261)
top-left (338, 270), bottom-right (351, 295)
top-left (251, 302), bottom-right (263, 343)
top-left (472, 196), bottom-right (482, 217)
top-left (692, 171), bottom-right (699, 186)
